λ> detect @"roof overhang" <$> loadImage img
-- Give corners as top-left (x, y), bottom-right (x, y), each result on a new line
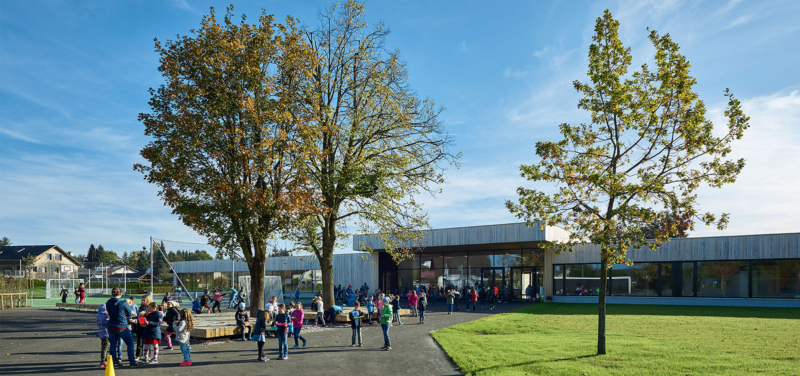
top-left (353, 222), bottom-right (571, 252)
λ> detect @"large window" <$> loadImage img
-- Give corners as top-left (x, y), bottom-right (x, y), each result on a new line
top-left (398, 269), bottom-right (420, 289)
top-left (468, 251), bottom-right (492, 269)
top-left (442, 253), bottom-right (468, 269)
top-left (612, 263), bottom-right (658, 296)
top-left (398, 256), bottom-right (418, 270)
top-left (420, 268), bottom-right (444, 287)
top-left (698, 261), bottom-right (748, 297)
top-left (421, 255), bottom-right (442, 270)
top-left (753, 260), bottom-right (800, 298)
top-left (566, 264), bottom-right (603, 296)
top-left (522, 249), bottom-right (544, 266)
top-left (553, 265), bottom-right (565, 295)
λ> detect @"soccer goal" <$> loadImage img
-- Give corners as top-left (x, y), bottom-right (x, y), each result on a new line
top-left (238, 275), bottom-right (283, 308)
top-left (45, 279), bottom-right (84, 300)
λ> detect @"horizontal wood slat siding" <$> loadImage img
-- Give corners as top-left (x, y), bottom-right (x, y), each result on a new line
top-left (552, 233), bottom-right (800, 263)
top-left (353, 223), bottom-right (571, 250)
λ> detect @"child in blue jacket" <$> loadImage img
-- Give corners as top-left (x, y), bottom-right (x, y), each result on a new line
top-left (365, 296), bottom-right (375, 325)
top-left (143, 302), bottom-right (164, 364)
top-left (97, 304), bottom-right (110, 367)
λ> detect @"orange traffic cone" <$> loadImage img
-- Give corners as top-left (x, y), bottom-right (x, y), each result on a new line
top-left (104, 355), bottom-right (115, 376)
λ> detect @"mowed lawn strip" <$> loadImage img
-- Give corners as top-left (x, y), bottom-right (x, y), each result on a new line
top-left (432, 303), bottom-right (800, 376)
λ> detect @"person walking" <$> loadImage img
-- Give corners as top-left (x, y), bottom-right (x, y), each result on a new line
top-left (418, 293), bottom-right (427, 324)
top-left (96, 303), bottom-right (110, 367)
top-left (78, 282), bottom-right (86, 304)
top-left (228, 286), bottom-right (238, 309)
top-left (290, 302), bottom-right (307, 348)
top-left (200, 291), bottom-right (211, 314)
top-left (350, 302), bottom-right (364, 347)
top-left (470, 289), bottom-right (478, 311)
top-left (380, 297), bottom-right (393, 351)
top-left (60, 285), bottom-right (68, 304)
top-left (391, 295), bottom-right (403, 325)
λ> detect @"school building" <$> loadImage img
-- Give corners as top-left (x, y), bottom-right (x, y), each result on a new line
top-left (172, 223), bottom-right (800, 307)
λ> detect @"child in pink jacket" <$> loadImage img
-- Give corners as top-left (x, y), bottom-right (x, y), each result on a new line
top-left (290, 302), bottom-right (307, 348)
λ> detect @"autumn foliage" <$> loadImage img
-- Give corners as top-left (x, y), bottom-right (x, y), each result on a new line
top-left (135, 6), bottom-right (322, 315)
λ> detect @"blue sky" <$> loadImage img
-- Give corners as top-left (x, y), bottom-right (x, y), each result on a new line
top-left (2, 0), bottom-right (799, 257)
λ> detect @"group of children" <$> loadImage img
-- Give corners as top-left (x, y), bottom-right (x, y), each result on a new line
top-left (98, 291), bottom-right (194, 368)
top-left (97, 287), bottom-right (439, 366)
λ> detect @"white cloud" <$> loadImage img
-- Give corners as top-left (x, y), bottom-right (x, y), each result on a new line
top-left (726, 15), bottom-right (753, 29)
top-left (532, 46), bottom-right (550, 58)
top-left (0, 128), bottom-right (42, 144)
top-left (691, 90), bottom-right (800, 236)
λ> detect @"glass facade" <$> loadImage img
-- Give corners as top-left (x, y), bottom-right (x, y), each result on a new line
top-left (566, 264), bottom-right (603, 296)
top-left (553, 259), bottom-right (800, 299)
top-left (698, 261), bottom-right (748, 297)
top-left (753, 260), bottom-right (800, 298)
top-left (386, 249), bottom-right (546, 299)
top-left (612, 263), bottom-right (658, 296)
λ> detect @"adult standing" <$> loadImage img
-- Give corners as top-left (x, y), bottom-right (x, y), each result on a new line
top-left (78, 282), bottom-right (86, 304)
top-left (106, 287), bottom-right (142, 368)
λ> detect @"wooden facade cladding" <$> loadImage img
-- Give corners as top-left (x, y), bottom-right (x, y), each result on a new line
top-left (352, 222), bottom-right (572, 251)
top-left (552, 232), bottom-right (800, 264)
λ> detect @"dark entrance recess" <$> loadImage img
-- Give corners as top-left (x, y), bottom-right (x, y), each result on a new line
top-left (378, 251), bottom-right (397, 294)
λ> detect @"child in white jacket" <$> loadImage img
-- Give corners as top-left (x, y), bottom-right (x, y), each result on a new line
top-left (173, 308), bottom-right (194, 366)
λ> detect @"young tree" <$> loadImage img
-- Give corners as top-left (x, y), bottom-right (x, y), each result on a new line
top-left (292, 1), bottom-right (458, 309)
top-left (135, 6), bottom-right (321, 316)
top-left (0, 237), bottom-right (11, 246)
top-left (506, 10), bottom-right (748, 355)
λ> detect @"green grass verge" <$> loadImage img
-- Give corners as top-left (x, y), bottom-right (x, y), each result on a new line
top-left (432, 303), bottom-right (800, 376)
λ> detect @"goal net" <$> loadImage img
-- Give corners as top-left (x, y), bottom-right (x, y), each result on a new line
top-left (238, 275), bottom-right (283, 308)
top-left (45, 279), bottom-right (84, 299)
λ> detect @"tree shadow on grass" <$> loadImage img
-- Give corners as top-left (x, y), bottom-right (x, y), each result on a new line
top-left (514, 303), bottom-right (800, 319)
top-left (465, 354), bottom-right (600, 375)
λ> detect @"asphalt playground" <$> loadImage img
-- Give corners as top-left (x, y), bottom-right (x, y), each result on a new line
top-left (0, 299), bottom-right (531, 375)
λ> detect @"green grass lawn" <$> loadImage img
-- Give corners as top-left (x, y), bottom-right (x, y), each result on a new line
top-left (432, 303), bottom-right (800, 376)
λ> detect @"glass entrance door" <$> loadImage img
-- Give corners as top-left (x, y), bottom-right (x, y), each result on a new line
top-left (510, 266), bottom-right (539, 301)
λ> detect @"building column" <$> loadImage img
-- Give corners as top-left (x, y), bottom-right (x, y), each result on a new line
top-left (544, 251), bottom-right (553, 298)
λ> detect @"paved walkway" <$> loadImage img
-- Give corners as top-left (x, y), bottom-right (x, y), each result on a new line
top-left (0, 300), bottom-right (530, 375)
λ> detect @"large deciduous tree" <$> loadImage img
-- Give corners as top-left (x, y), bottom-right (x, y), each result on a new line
top-left (136, 6), bottom-right (321, 316)
top-left (292, 1), bottom-right (458, 309)
top-left (506, 10), bottom-right (749, 355)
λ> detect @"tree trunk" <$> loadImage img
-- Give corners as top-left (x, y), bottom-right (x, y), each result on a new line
top-left (598, 254), bottom-right (608, 355)
top-left (247, 242), bottom-right (267, 318)
top-left (320, 252), bottom-right (335, 310)
top-left (320, 213), bottom-right (337, 310)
